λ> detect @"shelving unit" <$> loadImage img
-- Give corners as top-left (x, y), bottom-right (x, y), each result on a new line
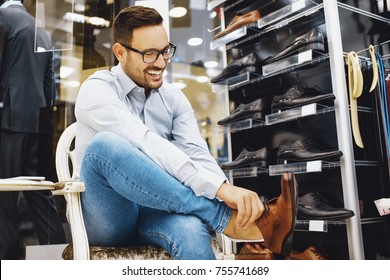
top-left (209, 0), bottom-right (390, 259)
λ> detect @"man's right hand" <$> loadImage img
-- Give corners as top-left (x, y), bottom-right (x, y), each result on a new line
top-left (215, 182), bottom-right (264, 230)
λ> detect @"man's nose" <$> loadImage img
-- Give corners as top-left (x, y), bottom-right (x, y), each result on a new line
top-left (153, 53), bottom-right (167, 67)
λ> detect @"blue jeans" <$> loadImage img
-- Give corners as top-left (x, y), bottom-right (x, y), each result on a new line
top-left (80, 132), bottom-right (231, 260)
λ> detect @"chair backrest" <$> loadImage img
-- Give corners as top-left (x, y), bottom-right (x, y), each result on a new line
top-left (55, 122), bottom-right (77, 181)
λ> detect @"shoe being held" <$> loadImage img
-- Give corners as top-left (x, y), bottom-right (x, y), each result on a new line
top-left (223, 173), bottom-right (298, 256)
top-left (255, 172), bottom-right (298, 255)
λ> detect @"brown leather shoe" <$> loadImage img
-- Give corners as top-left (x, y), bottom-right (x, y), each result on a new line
top-left (255, 172), bottom-right (298, 256)
top-left (235, 244), bottom-right (275, 260)
top-left (214, 10), bottom-right (261, 40)
top-left (286, 246), bottom-right (329, 260)
top-left (223, 209), bottom-right (264, 242)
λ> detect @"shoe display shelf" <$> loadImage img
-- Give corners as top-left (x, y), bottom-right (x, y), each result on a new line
top-left (212, 0), bottom-right (390, 259)
top-left (209, 2), bottom-right (327, 90)
top-left (210, 0), bottom-right (319, 50)
top-left (218, 113), bottom-right (265, 133)
top-left (212, 50), bottom-right (328, 89)
top-left (266, 102), bottom-right (333, 125)
top-left (223, 159), bottom-right (377, 179)
top-left (218, 102), bottom-right (334, 133)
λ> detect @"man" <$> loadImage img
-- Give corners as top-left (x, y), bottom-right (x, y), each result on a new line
top-left (75, 6), bottom-right (298, 260)
top-left (0, 0), bottom-right (65, 259)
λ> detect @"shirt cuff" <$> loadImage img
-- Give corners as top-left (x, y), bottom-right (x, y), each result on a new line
top-left (190, 168), bottom-right (226, 199)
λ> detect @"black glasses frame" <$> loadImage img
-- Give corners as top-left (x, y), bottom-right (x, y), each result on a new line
top-left (120, 42), bottom-right (176, 63)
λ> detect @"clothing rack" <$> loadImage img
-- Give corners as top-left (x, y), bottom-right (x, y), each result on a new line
top-left (381, 54), bottom-right (390, 61)
top-left (356, 39), bottom-right (390, 55)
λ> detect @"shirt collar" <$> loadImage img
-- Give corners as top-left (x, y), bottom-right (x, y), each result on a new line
top-left (0, 1), bottom-right (23, 8)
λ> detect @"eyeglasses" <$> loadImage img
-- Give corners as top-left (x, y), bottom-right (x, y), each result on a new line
top-left (120, 42), bottom-right (176, 63)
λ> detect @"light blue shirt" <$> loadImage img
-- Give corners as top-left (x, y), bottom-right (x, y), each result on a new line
top-left (0, 1), bottom-right (23, 9)
top-left (75, 64), bottom-right (227, 199)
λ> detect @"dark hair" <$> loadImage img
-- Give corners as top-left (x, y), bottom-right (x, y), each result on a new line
top-left (113, 6), bottom-right (163, 45)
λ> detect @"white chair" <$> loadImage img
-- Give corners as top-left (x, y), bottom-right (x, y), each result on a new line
top-left (54, 122), bottom-right (225, 260)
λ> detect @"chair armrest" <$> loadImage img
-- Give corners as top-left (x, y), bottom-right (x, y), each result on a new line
top-left (52, 181), bottom-right (85, 195)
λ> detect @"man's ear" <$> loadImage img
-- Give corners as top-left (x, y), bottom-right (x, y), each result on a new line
top-left (112, 43), bottom-right (126, 62)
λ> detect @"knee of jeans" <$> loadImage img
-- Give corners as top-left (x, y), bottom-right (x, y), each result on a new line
top-left (178, 216), bottom-right (210, 238)
top-left (166, 216), bottom-right (212, 250)
top-left (89, 131), bottom-right (122, 149)
top-left (171, 216), bottom-right (214, 259)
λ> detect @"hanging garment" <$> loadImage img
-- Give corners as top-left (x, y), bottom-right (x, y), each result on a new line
top-left (369, 45), bottom-right (379, 92)
top-left (385, 72), bottom-right (390, 115)
top-left (376, 52), bottom-right (390, 155)
top-left (347, 51), bottom-right (364, 148)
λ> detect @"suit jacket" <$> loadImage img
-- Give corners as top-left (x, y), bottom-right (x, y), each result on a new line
top-left (0, 4), bottom-right (54, 134)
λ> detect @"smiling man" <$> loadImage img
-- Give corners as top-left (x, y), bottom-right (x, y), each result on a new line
top-left (74, 6), bottom-right (297, 260)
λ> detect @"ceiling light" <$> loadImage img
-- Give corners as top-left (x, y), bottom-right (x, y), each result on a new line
top-left (187, 37), bottom-right (203, 46)
top-left (88, 16), bottom-right (110, 27)
top-left (63, 12), bottom-right (84, 23)
top-left (169, 7), bottom-right (187, 18)
top-left (102, 42), bottom-right (111, 49)
top-left (196, 76), bottom-right (209, 83)
top-left (74, 4), bottom-right (86, 12)
top-left (204, 61), bottom-right (218, 68)
top-left (63, 80), bottom-right (81, 88)
top-left (209, 11), bottom-right (217, 18)
top-left (60, 66), bottom-right (75, 79)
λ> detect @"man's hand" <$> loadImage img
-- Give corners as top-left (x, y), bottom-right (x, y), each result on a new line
top-left (216, 182), bottom-right (264, 230)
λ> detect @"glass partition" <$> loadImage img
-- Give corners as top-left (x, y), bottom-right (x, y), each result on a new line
top-left (35, 0), bottom-right (74, 52)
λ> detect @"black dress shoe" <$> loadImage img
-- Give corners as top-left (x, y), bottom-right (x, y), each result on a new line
top-left (211, 53), bottom-right (259, 83)
top-left (264, 28), bottom-right (325, 64)
top-left (277, 138), bottom-right (343, 162)
top-left (298, 192), bottom-right (355, 221)
top-left (217, 98), bottom-right (267, 125)
top-left (271, 85), bottom-right (335, 112)
top-left (221, 147), bottom-right (268, 170)
top-left (231, 27), bottom-right (294, 61)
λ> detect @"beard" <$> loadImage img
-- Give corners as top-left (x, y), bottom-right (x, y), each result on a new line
top-left (125, 65), bottom-right (164, 90)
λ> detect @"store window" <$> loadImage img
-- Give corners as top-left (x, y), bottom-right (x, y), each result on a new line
top-left (25, 0), bottom-right (228, 163)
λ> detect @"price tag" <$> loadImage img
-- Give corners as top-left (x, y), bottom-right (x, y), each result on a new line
top-left (309, 220), bottom-right (325, 232)
top-left (301, 103), bottom-right (317, 117)
top-left (379, 198), bottom-right (390, 207)
top-left (298, 50), bottom-right (312, 64)
top-left (292, 0), bottom-right (306, 12)
top-left (306, 160), bottom-right (322, 172)
top-left (375, 198), bottom-right (390, 216)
